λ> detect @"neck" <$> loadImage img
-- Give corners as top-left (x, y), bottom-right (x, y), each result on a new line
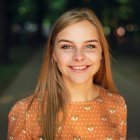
top-left (64, 80), bottom-right (99, 102)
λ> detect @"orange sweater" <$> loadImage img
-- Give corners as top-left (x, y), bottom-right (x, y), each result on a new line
top-left (8, 88), bottom-right (127, 140)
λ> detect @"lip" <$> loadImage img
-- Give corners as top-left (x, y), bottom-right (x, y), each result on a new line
top-left (69, 65), bottom-right (90, 72)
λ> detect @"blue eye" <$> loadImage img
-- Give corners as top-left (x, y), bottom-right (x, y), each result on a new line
top-left (86, 45), bottom-right (95, 49)
top-left (61, 45), bottom-right (72, 49)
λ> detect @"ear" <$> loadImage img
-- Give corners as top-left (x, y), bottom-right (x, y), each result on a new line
top-left (52, 52), bottom-right (57, 62)
top-left (100, 51), bottom-right (103, 60)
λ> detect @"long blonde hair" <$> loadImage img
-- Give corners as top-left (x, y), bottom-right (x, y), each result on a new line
top-left (32, 8), bottom-right (118, 140)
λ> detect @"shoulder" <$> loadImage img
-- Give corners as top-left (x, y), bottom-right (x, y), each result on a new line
top-left (8, 95), bottom-right (41, 138)
top-left (9, 96), bottom-right (32, 117)
top-left (100, 88), bottom-right (127, 136)
top-left (9, 95), bottom-right (40, 120)
top-left (99, 87), bottom-right (127, 127)
top-left (100, 87), bottom-right (127, 111)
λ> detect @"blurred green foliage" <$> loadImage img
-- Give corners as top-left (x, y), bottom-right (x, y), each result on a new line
top-left (0, 0), bottom-right (139, 92)
top-left (9, 0), bottom-right (140, 27)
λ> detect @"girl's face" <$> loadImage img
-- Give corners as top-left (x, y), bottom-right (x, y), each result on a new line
top-left (53, 20), bottom-right (102, 85)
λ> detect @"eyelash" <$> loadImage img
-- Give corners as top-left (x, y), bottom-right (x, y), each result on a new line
top-left (61, 45), bottom-right (73, 49)
top-left (61, 44), bottom-right (96, 49)
top-left (85, 44), bottom-right (96, 49)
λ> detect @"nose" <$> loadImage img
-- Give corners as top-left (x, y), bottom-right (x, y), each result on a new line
top-left (73, 49), bottom-right (85, 61)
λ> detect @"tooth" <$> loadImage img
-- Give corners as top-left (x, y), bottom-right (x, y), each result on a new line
top-left (72, 66), bottom-right (87, 70)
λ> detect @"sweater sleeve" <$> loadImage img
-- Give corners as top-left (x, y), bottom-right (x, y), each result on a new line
top-left (117, 95), bottom-right (127, 139)
top-left (8, 99), bottom-right (32, 140)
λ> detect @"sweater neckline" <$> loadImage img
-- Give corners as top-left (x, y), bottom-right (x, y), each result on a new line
top-left (68, 86), bottom-right (103, 105)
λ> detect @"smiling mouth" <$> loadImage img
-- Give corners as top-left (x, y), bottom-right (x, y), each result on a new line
top-left (69, 65), bottom-right (90, 71)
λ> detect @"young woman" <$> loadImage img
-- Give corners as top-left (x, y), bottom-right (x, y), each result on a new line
top-left (8, 8), bottom-right (127, 140)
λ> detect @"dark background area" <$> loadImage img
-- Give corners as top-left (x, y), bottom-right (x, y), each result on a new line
top-left (0, 0), bottom-right (140, 139)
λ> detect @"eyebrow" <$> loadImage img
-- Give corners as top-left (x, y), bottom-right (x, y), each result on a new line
top-left (57, 39), bottom-right (99, 44)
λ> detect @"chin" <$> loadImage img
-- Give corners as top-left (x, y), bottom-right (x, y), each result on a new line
top-left (70, 77), bottom-right (92, 84)
top-left (62, 75), bottom-right (94, 85)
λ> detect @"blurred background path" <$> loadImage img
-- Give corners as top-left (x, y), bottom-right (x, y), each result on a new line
top-left (0, 49), bottom-right (43, 140)
top-left (0, 1), bottom-right (140, 139)
top-left (0, 47), bottom-right (140, 140)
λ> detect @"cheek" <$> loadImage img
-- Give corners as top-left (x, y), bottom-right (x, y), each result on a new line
top-left (56, 53), bottom-right (69, 65)
top-left (95, 49), bottom-right (102, 61)
top-left (97, 53), bottom-right (102, 61)
top-left (63, 55), bottom-right (68, 60)
top-left (53, 50), bottom-right (68, 61)
top-left (56, 54), bottom-right (69, 74)
top-left (88, 52), bottom-right (102, 62)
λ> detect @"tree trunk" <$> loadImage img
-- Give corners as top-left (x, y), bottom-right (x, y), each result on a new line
top-left (0, 0), bottom-right (11, 64)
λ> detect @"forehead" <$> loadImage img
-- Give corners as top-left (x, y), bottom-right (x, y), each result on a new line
top-left (56, 20), bottom-right (99, 42)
